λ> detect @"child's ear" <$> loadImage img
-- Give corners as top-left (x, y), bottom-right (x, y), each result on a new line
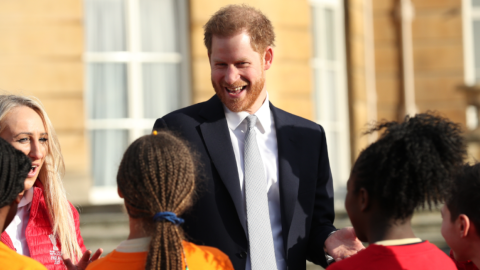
top-left (117, 187), bottom-right (124, 198)
top-left (457, 214), bottom-right (471, 238)
top-left (358, 188), bottom-right (370, 212)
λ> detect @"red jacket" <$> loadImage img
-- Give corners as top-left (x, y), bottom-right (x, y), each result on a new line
top-left (1, 182), bottom-right (86, 270)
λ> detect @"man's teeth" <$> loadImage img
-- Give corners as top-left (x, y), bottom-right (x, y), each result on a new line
top-left (226, 86), bottom-right (246, 93)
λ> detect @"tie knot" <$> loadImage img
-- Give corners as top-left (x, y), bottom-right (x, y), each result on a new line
top-left (246, 115), bottom-right (257, 130)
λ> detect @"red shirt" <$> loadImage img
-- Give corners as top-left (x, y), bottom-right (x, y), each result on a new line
top-left (327, 241), bottom-right (456, 270)
top-left (449, 249), bottom-right (479, 270)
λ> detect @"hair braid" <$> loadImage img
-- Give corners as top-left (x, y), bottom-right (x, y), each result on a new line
top-left (117, 131), bottom-right (196, 270)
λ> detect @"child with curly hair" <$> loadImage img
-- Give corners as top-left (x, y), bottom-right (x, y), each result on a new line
top-left (328, 113), bottom-right (466, 270)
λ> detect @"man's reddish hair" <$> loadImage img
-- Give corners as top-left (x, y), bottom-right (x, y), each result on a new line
top-left (203, 4), bottom-right (275, 54)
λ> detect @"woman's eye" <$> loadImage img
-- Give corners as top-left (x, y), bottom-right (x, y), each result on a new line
top-left (40, 138), bottom-right (48, 144)
top-left (17, 138), bottom-right (29, 143)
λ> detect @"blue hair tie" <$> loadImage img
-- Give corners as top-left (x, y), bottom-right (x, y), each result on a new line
top-left (153, 211), bottom-right (184, 225)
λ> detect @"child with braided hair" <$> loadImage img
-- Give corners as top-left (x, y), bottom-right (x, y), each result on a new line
top-left (86, 131), bottom-right (234, 270)
top-left (0, 137), bottom-right (47, 269)
top-left (328, 113), bottom-right (466, 270)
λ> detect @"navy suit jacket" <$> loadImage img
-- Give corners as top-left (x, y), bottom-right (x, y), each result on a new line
top-left (153, 95), bottom-right (336, 269)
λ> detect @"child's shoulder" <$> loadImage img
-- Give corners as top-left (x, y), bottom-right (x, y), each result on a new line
top-left (183, 241), bottom-right (234, 270)
top-left (328, 242), bottom-right (456, 270)
top-left (327, 246), bottom-right (376, 270)
top-left (0, 242), bottom-right (47, 270)
top-left (86, 250), bottom-right (148, 270)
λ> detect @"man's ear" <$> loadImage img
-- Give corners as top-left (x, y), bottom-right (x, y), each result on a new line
top-left (358, 188), bottom-right (370, 212)
top-left (117, 187), bottom-right (124, 198)
top-left (263, 46), bottom-right (274, 71)
top-left (458, 214), bottom-right (471, 238)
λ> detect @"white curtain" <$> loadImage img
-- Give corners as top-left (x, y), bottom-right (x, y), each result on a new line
top-left (473, 20), bottom-right (480, 83)
top-left (85, 0), bottom-right (183, 187)
top-left (140, 0), bottom-right (181, 119)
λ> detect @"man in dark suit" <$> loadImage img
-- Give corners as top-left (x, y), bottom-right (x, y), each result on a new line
top-left (154, 5), bottom-right (363, 270)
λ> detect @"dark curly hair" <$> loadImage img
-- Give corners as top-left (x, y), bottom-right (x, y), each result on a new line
top-left (351, 113), bottom-right (466, 220)
top-left (446, 163), bottom-right (480, 236)
top-left (0, 137), bottom-right (31, 208)
top-left (117, 131), bottom-right (196, 270)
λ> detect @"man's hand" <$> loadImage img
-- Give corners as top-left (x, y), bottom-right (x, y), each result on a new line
top-left (324, 227), bottom-right (364, 262)
top-left (63, 248), bottom-right (103, 270)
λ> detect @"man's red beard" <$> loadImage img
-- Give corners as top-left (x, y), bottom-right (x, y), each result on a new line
top-left (212, 75), bottom-right (265, 112)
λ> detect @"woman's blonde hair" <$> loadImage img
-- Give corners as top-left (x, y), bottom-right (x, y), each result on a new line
top-left (0, 95), bottom-right (83, 262)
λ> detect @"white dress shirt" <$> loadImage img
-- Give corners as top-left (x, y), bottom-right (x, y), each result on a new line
top-left (5, 187), bottom-right (33, 256)
top-left (224, 93), bottom-right (286, 270)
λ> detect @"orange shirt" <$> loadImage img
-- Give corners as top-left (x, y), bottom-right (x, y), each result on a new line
top-left (86, 240), bottom-right (234, 270)
top-left (0, 241), bottom-right (47, 270)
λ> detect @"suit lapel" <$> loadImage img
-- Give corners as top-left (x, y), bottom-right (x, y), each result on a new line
top-left (199, 96), bottom-right (247, 234)
top-left (270, 103), bottom-right (300, 253)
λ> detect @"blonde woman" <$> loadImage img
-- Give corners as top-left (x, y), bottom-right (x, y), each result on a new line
top-left (0, 95), bottom-right (102, 270)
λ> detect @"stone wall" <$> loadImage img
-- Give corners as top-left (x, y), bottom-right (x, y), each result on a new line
top-left (0, 0), bottom-right (90, 204)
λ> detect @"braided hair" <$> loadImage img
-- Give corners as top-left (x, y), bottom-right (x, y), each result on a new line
top-left (446, 163), bottom-right (480, 236)
top-left (117, 131), bottom-right (196, 270)
top-left (0, 137), bottom-right (31, 209)
top-left (352, 113), bottom-right (466, 220)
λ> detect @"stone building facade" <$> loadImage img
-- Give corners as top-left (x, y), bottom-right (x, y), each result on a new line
top-left (0, 0), bottom-right (478, 210)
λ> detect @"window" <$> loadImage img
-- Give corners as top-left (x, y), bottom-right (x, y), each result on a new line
top-left (310, 0), bottom-right (351, 208)
top-left (84, 0), bottom-right (190, 204)
top-left (463, 0), bottom-right (480, 85)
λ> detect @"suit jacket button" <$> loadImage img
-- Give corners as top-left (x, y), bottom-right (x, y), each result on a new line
top-left (238, 251), bottom-right (247, 259)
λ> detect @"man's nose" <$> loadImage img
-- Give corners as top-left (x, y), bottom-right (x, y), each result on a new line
top-left (224, 66), bottom-right (239, 85)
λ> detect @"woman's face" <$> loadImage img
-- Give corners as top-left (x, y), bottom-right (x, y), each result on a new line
top-left (0, 106), bottom-right (47, 191)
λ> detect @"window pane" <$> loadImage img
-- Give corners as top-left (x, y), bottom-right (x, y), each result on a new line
top-left (474, 20), bottom-right (480, 82)
top-left (90, 130), bottom-right (128, 187)
top-left (84, 0), bottom-right (126, 51)
top-left (139, 0), bottom-right (179, 52)
top-left (325, 131), bottom-right (338, 182)
top-left (325, 8), bottom-right (336, 61)
top-left (473, 0), bottom-right (480, 7)
top-left (87, 63), bottom-right (128, 119)
top-left (311, 7), bottom-right (322, 58)
top-left (324, 70), bottom-right (338, 121)
top-left (143, 63), bottom-right (181, 118)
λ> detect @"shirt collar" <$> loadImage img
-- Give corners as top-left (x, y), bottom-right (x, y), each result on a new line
top-left (224, 93), bottom-right (272, 134)
top-left (116, 237), bottom-right (152, 253)
top-left (18, 187), bottom-right (33, 208)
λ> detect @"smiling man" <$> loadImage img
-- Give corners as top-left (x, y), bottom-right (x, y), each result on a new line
top-left (153, 4), bottom-right (363, 270)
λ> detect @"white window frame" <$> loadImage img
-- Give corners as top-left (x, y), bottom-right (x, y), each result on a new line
top-left (310, 0), bottom-right (351, 210)
top-left (463, 0), bottom-right (480, 85)
top-left (83, 0), bottom-right (191, 204)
